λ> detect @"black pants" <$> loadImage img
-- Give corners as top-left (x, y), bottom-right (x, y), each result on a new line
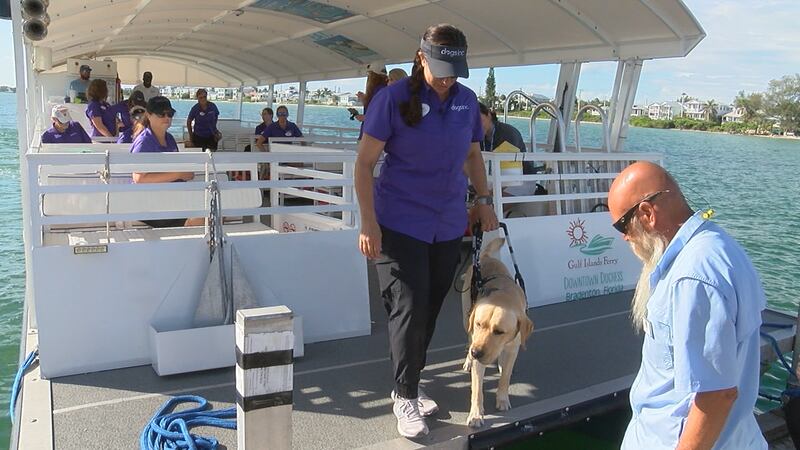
top-left (192, 133), bottom-right (218, 151)
top-left (375, 226), bottom-right (462, 399)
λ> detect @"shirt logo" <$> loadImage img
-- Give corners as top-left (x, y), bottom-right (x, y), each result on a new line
top-left (421, 103), bottom-right (431, 117)
top-left (451, 105), bottom-right (469, 112)
top-left (285, 131), bottom-right (293, 136)
top-left (199, 112), bottom-right (205, 116)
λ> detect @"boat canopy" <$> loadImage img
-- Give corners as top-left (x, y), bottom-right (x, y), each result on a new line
top-left (31, 0), bottom-right (705, 87)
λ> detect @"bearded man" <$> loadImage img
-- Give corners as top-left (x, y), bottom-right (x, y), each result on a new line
top-left (608, 161), bottom-right (767, 450)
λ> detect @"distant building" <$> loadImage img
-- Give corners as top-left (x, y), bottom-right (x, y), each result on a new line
top-left (335, 92), bottom-right (359, 106)
top-left (648, 101), bottom-right (683, 120)
top-left (723, 107), bottom-right (746, 123)
top-left (682, 99), bottom-right (704, 120)
top-left (716, 104), bottom-right (733, 117)
top-left (631, 105), bottom-right (648, 117)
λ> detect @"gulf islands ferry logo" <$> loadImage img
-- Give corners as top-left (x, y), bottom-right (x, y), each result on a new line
top-left (566, 218), bottom-right (615, 256)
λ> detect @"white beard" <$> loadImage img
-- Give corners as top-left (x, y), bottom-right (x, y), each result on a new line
top-left (628, 218), bottom-right (669, 332)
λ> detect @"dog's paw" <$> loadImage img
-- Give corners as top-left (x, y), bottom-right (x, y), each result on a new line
top-left (466, 409), bottom-right (484, 428)
top-left (496, 395), bottom-right (511, 411)
top-left (462, 358), bottom-right (472, 372)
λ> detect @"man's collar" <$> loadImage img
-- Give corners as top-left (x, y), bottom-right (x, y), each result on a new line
top-left (649, 210), bottom-right (707, 287)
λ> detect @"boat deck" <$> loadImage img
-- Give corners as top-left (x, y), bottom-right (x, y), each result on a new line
top-left (20, 264), bottom-right (798, 449)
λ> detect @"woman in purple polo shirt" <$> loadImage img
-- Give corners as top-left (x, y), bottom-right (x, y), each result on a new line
top-left (85, 79), bottom-right (119, 138)
top-left (187, 88), bottom-right (221, 151)
top-left (355, 23), bottom-right (498, 438)
top-left (254, 105), bottom-right (303, 150)
top-left (131, 96), bottom-right (199, 228)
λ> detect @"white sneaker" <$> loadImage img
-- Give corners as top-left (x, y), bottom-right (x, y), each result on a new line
top-left (416, 388), bottom-right (439, 417)
top-left (392, 393), bottom-right (429, 438)
top-left (391, 389), bottom-right (439, 417)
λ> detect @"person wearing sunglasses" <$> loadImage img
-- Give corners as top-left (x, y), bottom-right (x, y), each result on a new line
top-left (130, 96), bottom-right (199, 228)
top-left (355, 23), bottom-right (497, 438)
top-left (113, 91), bottom-right (147, 144)
top-left (186, 88), bottom-right (221, 151)
top-left (41, 105), bottom-right (92, 144)
top-left (255, 105), bottom-right (302, 151)
top-left (608, 161), bottom-right (766, 450)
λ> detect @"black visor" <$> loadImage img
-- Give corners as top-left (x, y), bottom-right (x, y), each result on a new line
top-left (420, 39), bottom-right (469, 79)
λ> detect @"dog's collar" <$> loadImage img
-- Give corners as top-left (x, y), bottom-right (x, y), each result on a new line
top-left (476, 274), bottom-right (516, 299)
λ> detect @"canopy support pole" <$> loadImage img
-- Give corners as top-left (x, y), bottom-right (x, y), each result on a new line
top-left (608, 59), bottom-right (643, 152)
top-left (296, 81), bottom-right (307, 127)
top-left (267, 84), bottom-right (274, 110)
top-left (548, 63), bottom-right (581, 152)
top-left (237, 84), bottom-right (244, 121)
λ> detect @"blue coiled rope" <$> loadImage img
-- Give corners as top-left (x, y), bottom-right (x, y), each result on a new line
top-left (140, 395), bottom-right (236, 450)
top-left (9, 349), bottom-right (39, 423)
top-left (759, 322), bottom-right (800, 402)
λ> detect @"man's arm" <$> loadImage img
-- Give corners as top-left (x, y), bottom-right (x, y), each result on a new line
top-left (676, 387), bottom-right (738, 450)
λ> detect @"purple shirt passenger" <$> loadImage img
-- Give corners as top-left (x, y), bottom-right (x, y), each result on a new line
top-left (130, 127), bottom-right (178, 153)
top-left (85, 100), bottom-right (117, 138)
top-left (260, 120), bottom-right (303, 140)
top-left (187, 102), bottom-right (220, 138)
top-left (41, 121), bottom-right (92, 144)
top-left (362, 78), bottom-right (483, 243)
top-left (111, 102), bottom-right (134, 144)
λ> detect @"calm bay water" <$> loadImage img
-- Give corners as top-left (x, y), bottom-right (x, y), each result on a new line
top-left (0, 93), bottom-right (798, 441)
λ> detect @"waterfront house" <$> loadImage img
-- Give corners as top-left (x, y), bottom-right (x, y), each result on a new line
top-left (723, 107), bottom-right (746, 123)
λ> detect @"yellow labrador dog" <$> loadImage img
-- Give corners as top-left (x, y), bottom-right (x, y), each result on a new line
top-left (462, 237), bottom-right (533, 428)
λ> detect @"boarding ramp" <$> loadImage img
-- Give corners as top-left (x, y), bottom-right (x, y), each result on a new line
top-left (25, 147), bottom-right (369, 379)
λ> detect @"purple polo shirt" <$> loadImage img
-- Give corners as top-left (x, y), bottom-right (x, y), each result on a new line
top-left (362, 78), bottom-right (483, 243)
top-left (85, 100), bottom-right (116, 137)
top-left (41, 122), bottom-right (92, 144)
top-left (188, 102), bottom-right (220, 138)
top-left (260, 121), bottom-right (303, 140)
top-left (111, 103), bottom-right (134, 144)
top-left (130, 127), bottom-right (178, 153)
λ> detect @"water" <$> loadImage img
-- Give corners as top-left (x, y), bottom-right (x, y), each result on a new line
top-left (0, 94), bottom-right (798, 442)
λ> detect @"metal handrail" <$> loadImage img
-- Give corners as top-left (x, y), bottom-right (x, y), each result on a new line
top-left (531, 103), bottom-right (567, 153)
top-left (574, 104), bottom-right (612, 153)
top-left (502, 90), bottom-right (557, 152)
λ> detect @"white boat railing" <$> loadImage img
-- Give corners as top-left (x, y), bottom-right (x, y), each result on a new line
top-left (482, 151), bottom-right (664, 218)
top-left (26, 146), bottom-right (358, 247)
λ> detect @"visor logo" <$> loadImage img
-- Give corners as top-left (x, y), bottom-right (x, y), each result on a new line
top-left (451, 105), bottom-right (469, 112)
top-left (440, 48), bottom-right (466, 58)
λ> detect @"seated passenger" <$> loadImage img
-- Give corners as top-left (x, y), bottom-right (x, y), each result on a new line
top-left (131, 96), bottom-right (202, 228)
top-left (85, 79), bottom-right (119, 138)
top-left (114, 91), bottom-right (146, 144)
top-left (388, 68), bottom-right (408, 85)
top-left (479, 102), bottom-right (526, 152)
top-left (255, 105), bottom-right (302, 151)
top-left (255, 107), bottom-right (274, 136)
top-left (244, 107), bottom-right (273, 153)
top-left (41, 105), bottom-right (92, 144)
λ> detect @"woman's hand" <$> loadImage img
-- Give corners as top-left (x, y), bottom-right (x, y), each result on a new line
top-left (359, 219), bottom-right (382, 259)
top-left (469, 204), bottom-right (499, 232)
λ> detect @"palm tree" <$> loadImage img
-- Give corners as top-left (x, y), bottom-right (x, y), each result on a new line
top-left (702, 99), bottom-right (717, 121)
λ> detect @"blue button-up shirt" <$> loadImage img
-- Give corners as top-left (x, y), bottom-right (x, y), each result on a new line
top-left (621, 211), bottom-right (767, 450)
top-left (362, 78), bottom-right (483, 243)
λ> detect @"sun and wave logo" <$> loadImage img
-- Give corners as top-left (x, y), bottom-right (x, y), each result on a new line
top-left (566, 219), bottom-right (615, 256)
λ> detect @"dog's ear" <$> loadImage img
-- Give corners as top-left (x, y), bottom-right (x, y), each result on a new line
top-left (517, 314), bottom-right (534, 350)
top-left (481, 237), bottom-right (505, 259)
top-left (467, 307), bottom-right (476, 335)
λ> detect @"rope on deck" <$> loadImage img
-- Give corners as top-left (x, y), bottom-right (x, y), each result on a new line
top-left (9, 348), bottom-right (38, 423)
top-left (139, 395), bottom-right (236, 450)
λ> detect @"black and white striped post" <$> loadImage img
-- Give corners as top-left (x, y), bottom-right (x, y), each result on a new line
top-left (235, 306), bottom-right (294, 450)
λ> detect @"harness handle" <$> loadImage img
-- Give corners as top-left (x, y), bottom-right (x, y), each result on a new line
top-left (499, 222), bottom-right (526, 296)
top-left (470, 222), bottom-right (484, 305)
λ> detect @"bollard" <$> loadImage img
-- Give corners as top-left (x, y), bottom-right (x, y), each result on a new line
top-left (236, 306), bottom-right (294, 450)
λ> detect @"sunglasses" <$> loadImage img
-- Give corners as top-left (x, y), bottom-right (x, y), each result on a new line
top-left (154, 111), bottom-right (175, 118)
top-left (612, 190), bottom-right (670, 234)
top-left (276, 112), bottom-right (289, 117)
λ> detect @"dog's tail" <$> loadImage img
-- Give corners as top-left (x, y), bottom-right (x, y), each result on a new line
top-left (480, 237), bottom-right (506, 259)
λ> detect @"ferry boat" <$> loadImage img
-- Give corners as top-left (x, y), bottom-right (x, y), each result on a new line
top-left (6, 0), bottom-right (798, 448)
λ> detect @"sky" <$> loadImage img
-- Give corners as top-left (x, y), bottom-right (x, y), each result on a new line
top-left (2, 0), bottom-right (798, 106)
